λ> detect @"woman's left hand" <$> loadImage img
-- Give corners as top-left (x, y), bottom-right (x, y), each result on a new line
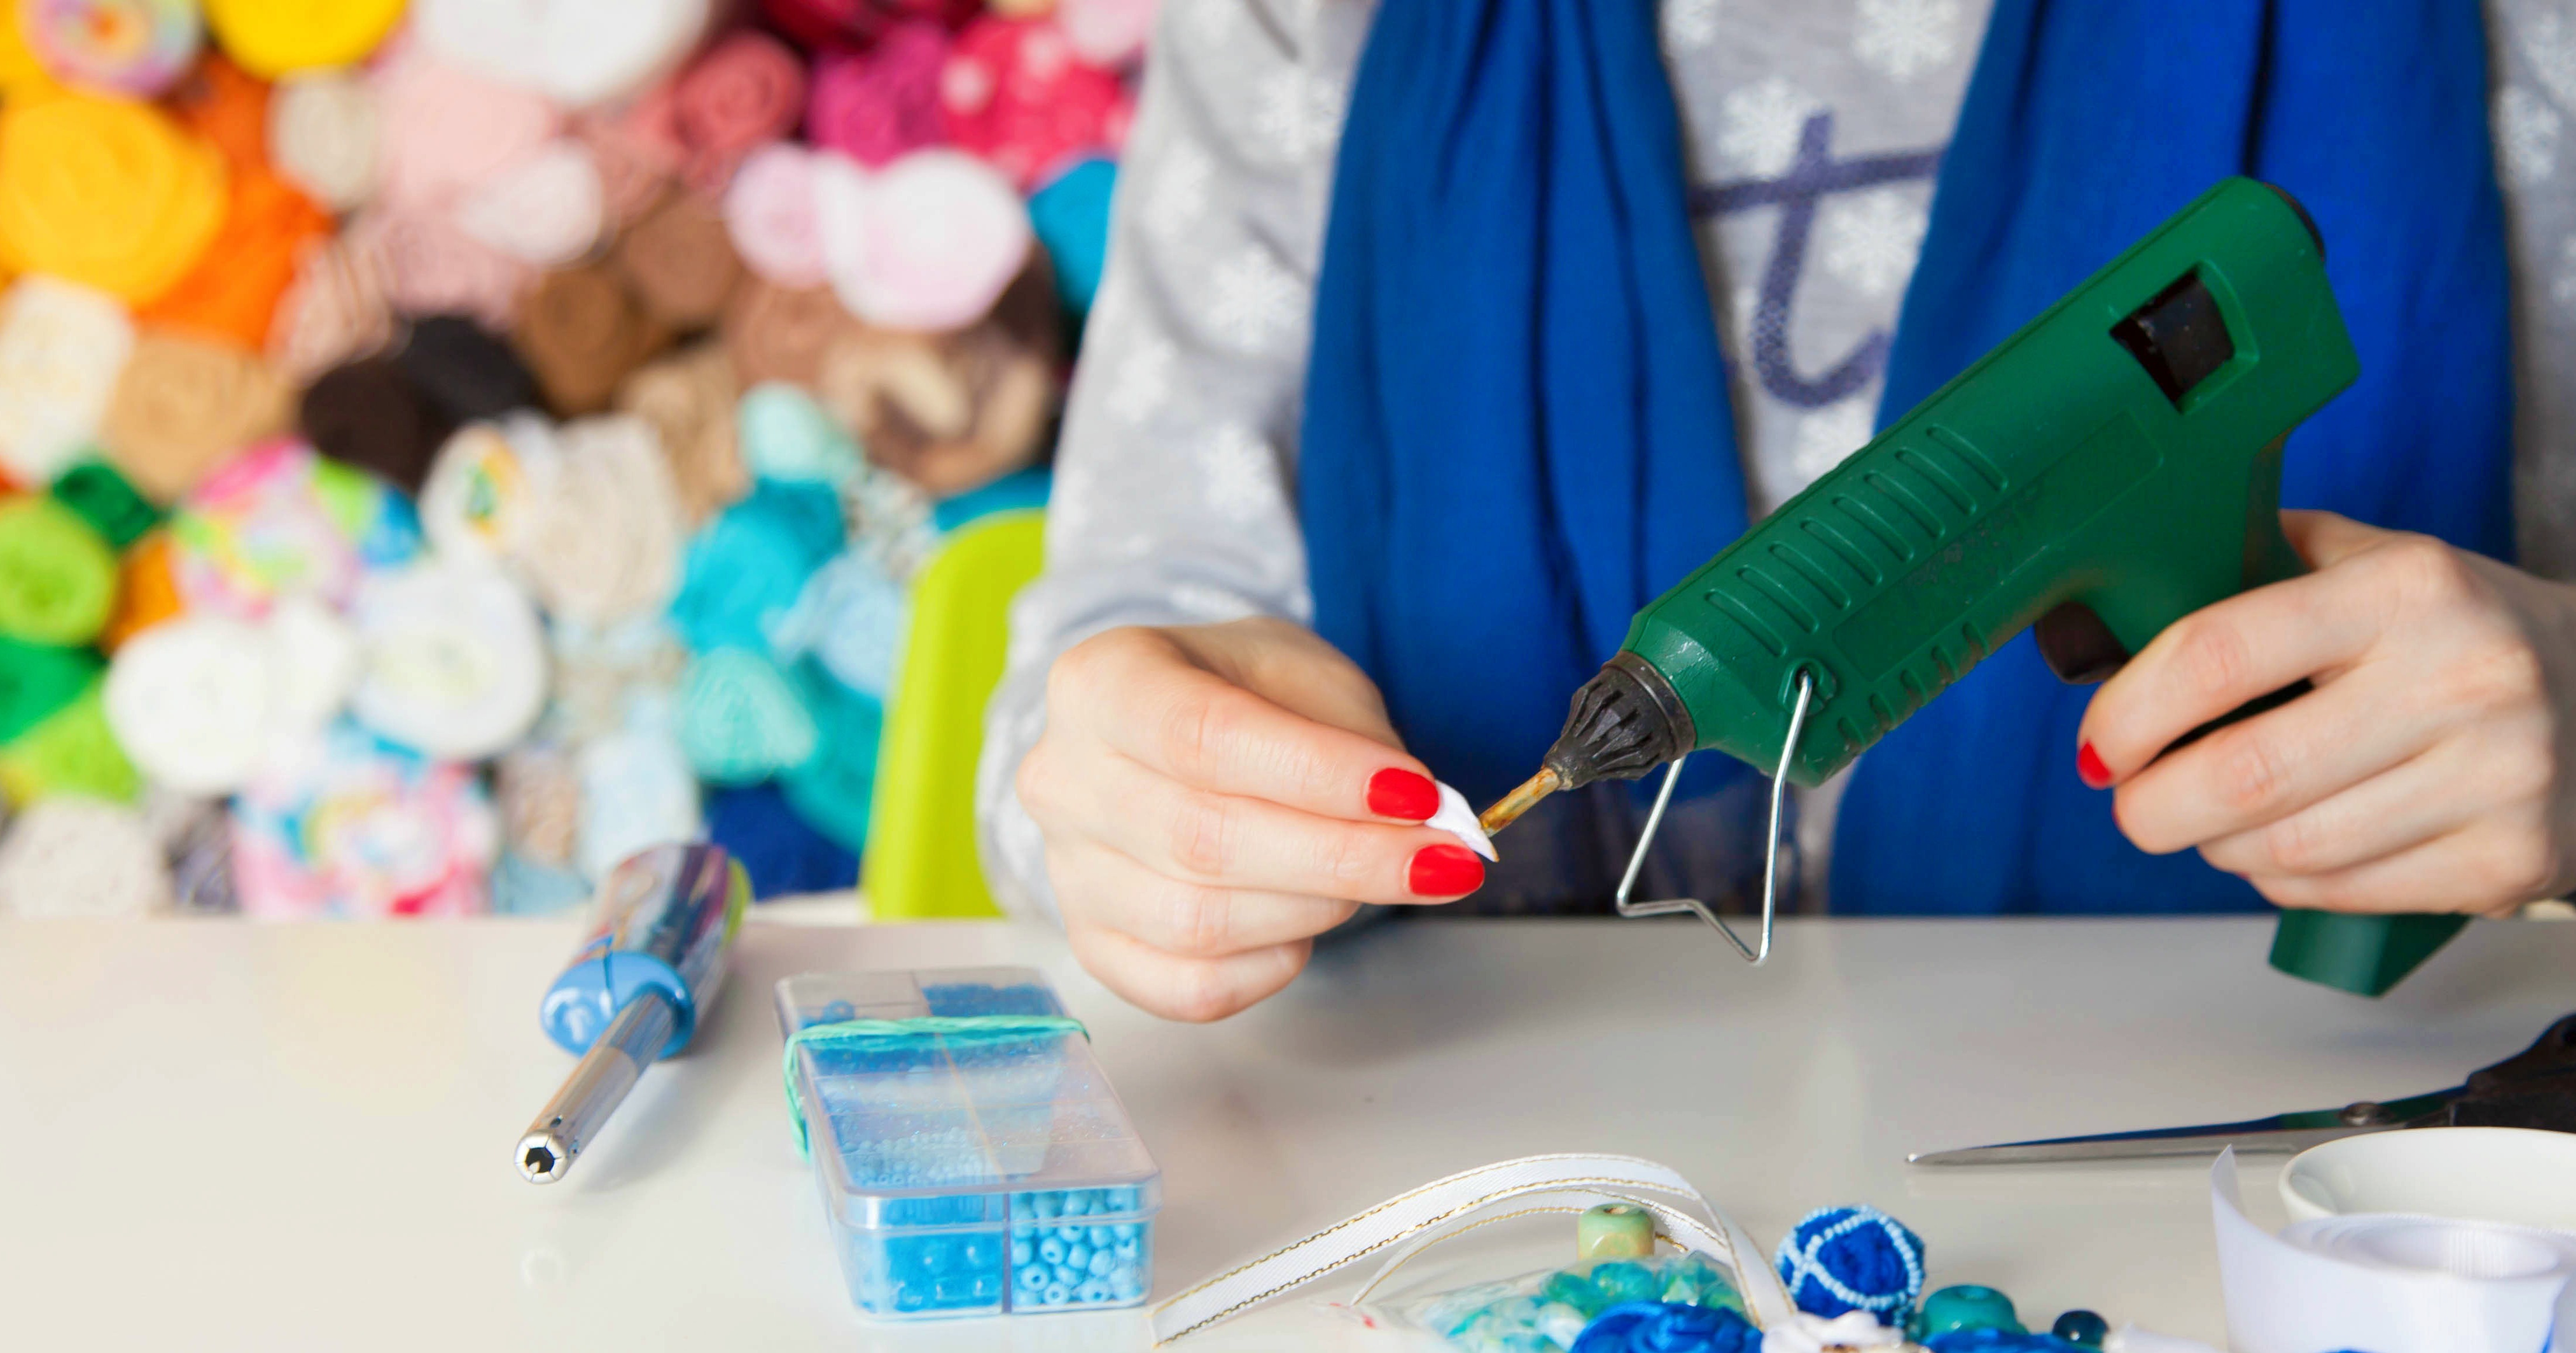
top-left (2077, 510), bottom-right (2576, 916)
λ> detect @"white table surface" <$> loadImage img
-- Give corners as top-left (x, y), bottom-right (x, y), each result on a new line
top-left (2, 913), bottom-right (2570, 1351)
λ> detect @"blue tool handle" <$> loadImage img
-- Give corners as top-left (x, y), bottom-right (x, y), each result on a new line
top-left (539, 843), bottom-right (750, 1059)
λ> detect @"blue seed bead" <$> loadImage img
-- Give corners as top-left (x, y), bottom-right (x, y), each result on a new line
top-left (1039, 1237), bottom-right (1066, 1265)
top-left (1087, 1248), bottom-right (1116, 1277)
top-left (1017, 1263), bottom-right (1047, 1292)
top-left (1066, 1243), bottom-right (1093, 1270)
top-left (1078, 1279), bottom-right (1112, 1303)
top-left (1113, 1235), bottom-right (1139, 1260)
top-left (1110, 1221), bottom-right (1138, 1240)
top-left (1054, 1263), bottom-right (1081, 1286)
top-left (2052, 1311), bottom-right (2110, 1347)
top-left (1043, 1282), bottom-right (1071, 1306)
top-left (1035, 1191), bottom-right (1063, 1219)
top-left (1012, 1238), bottom-right (1033, 1267)
top-left (1065, 1190), bottom-right (1094, 1216)
top-left (1055, 1225), bottom-right (1083, 1244)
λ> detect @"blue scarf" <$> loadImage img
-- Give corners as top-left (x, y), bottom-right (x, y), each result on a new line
top-left (1300, 0), bottom-right (2512, 915)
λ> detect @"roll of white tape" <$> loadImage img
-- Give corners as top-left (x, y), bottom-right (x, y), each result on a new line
top-left (2213, 1148), bottom-right (2576, 1353)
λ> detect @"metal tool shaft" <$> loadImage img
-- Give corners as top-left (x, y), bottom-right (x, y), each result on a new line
top-left (516, 989), bottom-right (678, 1184)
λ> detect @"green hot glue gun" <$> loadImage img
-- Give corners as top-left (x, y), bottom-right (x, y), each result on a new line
top-left (1479, 177), bottom-right (2465, 998)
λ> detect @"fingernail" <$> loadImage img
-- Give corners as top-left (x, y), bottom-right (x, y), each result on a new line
top-left (1367, 768), bottom-right (1439, 821)
top-left (1408, 843), bottom-right (1485, 897)
top-left (2077, 741), bottom-right (2113, 789)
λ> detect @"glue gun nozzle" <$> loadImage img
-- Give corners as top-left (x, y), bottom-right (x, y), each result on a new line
top-left (1479, 766), bottom-right (1562, 836)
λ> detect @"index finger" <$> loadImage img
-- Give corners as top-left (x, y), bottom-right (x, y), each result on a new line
top-left (1067, 633), bottom-right (1435, 822)
top-left (2077, 564), bottom-right (2381, 784)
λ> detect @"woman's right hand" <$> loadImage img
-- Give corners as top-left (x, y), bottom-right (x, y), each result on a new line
top-left (1017, 617), bottom-right (1487, 1021)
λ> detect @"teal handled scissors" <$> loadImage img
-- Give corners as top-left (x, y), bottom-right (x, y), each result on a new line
top-left (1909, 1013), bottom-right (2576, 1167)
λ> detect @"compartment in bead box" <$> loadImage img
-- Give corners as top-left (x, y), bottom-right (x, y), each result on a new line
top-left (776, 967), bottom-right (1160, 1320)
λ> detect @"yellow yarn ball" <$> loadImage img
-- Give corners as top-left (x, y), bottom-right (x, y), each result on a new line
top-left (0, 95), bottom-right (226, 305)
top-left (201, 0), bottom-right (406, 79)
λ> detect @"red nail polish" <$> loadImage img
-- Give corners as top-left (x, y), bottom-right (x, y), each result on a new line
top-left (1408, 843), bottom-right (1485, 897)
top-left (1367, 768), bottom-right (1439, 821)
top-left (2077, 742), bottom-right (2113, 789)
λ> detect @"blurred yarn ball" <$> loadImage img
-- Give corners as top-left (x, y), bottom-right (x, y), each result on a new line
top-left (0, 95), bottom-right (226, 305)
top-left (656, 30), bottom-right (807, 191)
top-left (813, 148), bottom-right (1033, 333)
top-left (104, 329), bottom-right (296, 504)
top-left (517, 263), bottom-right (674, 415)
top-left (575, 694), bottom-right (699, 881)
top-left (346, 560), bottom-right (548, 762)
top-left (170, 438), bottom-right (423, 618)
top-left (613, 190), bottom-right (745, 331)
top-left (760, 0), bottom-right (979, 53)
top-left (137, 165), bottom-right (334, 351)
top-left (344, 208), bottom-right (534, 334)
top-left (1057, 0), bottom-right (1157, 68)
top-left (0, 797), bottom-right (173, 917)
top-left (772, 553), bottom-right (907, 700)
top-left (200, 0), bottom-right (405, 78)
top-left (819, 266), bottom-right (1060, 495)
top-left (723, 278), bottom-right (859, 389)
top-left (104, 601), bottom-right (355, 794)
top-left (397, 316), bottom-right (543, 428)
top-left (231, 722), bottom-right (499, 918)
top-left (267, 236), bottom-right (399, 383)
top-left (0, 276), bottom-right (135, 487)
top-left (513, 414), bottom-right (686, 623)
top-left (737, 382), bottom-right (861, 486)
top-left (0, 679), bottom-right (142, 807)
top-left (724, 145), bottom-right (831, 291)
top-left (706, 782), bottom-right (856, 899)
top-left (615, 342), bottom-right (748, 525)
top-left (416, 0), bottom-right (716, 109)
top-left (677, 646), bottom-right (818, 785)
top-left (23, 0), bottom-right (203, 99)
top-left (298, 355), bottom-right (455, 497)
top-left (0, 497), bottom-right (118, 646)
top-left (0, 633), bottom-right (103, 746)
top-left (455, 139), bottom-right (609, 270)
top-left (670, 478), bottom-right (844, 655)
top-left (373, 47), bottom-right (563, 213)
top-left (268, 70), bottom-right (380, 212)
top-left (806, 24), bottom-right (949, 168)
top-left (1029, 157), bottom-right (1115, 318)
top-left (939, 16), bottom-right (1132, 190)
top-left (781, 661), bottom-right (883, 854)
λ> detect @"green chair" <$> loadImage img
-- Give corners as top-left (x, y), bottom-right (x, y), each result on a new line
top-left (863, 510), bottom-right (1047, 920)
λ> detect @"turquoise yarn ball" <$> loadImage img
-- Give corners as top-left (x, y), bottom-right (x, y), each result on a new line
top-left (1029, 158), bottom-right (1116, 317)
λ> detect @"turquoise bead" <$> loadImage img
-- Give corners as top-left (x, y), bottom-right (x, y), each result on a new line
top-left (1589, 1260), bottom-right (1660, 1305)
top-left (1915, 1285), bottom-right (2027, 1339)
top-left (2052, 1310), bottom-right (2110, 1346)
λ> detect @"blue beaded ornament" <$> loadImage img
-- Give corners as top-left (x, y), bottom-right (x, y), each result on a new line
top-left (1773, 1205), bottom-right (1926, 1324)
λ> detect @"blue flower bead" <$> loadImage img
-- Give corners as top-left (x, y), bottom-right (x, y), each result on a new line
top-left (1571, 1301), bottom-right (1761, 1353)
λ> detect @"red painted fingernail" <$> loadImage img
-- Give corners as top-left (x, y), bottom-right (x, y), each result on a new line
top-left (1408, 843), bottom-right (1485, 897)
top-left (1367, 768), bottom-right (1439, 821)
top-left (2077, 742), bottom-right (2113, 789)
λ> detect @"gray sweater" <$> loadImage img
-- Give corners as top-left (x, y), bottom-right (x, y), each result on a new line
top-left (978, 0), bottom-right (2576, 923)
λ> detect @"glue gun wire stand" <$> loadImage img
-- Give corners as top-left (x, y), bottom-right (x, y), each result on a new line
top-left (518, 988), bottom-right (679, 1183)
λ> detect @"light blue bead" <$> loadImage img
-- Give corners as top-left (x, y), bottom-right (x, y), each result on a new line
top-left (1053, 1263), bottom-right (1080, 1286)
top-left (1038, 1237), bottom-right (1066, 1265)
top-left (1110, 1222), bottom-right (1139, 1240)
top-left (1076, 1279), bottom-right (1112, 1303)
top-left (1113, 1236), bottom-right (1140, 1260)
top-left (1035, 1192), bottom-right (1063, 1219)
top-left (1066, 1243), bottom-right (1093, 1270)
top-left (1064, 1191), bottom-right (1093, 1216)
top-left (1016, 1264), bottom-right (1047, 1292)
top-left (1010, 1239), bottom-right (1033, 1267)
top-left (1041, 1283), bottom-right (1071, 1306)
top-left (1087, 1249), bottom-right (1115, 1278)
top-left (1113, 1273), bottom-right (1145, 1302)
top-left (1057, 1225), bottom-right (1085, 1244)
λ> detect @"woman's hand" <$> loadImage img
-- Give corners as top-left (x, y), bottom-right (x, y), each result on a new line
top-left (1017, 617), bottom-right (1486, 1021)
top-left (2079, 511), bottom-right (2576, 917)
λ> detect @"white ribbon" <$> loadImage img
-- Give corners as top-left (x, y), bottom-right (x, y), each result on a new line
top-left (2213, 1148), bottom-right (2576, 1353)
top-left (1149, 1153), bottom-right (1792, 1344)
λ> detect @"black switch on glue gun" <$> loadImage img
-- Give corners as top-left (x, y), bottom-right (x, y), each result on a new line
top-left (515, 843), bottom-right (750, 1184)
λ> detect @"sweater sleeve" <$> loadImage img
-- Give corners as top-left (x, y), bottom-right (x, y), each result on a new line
top-left (972, 0), bottom-right (1365, 923)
